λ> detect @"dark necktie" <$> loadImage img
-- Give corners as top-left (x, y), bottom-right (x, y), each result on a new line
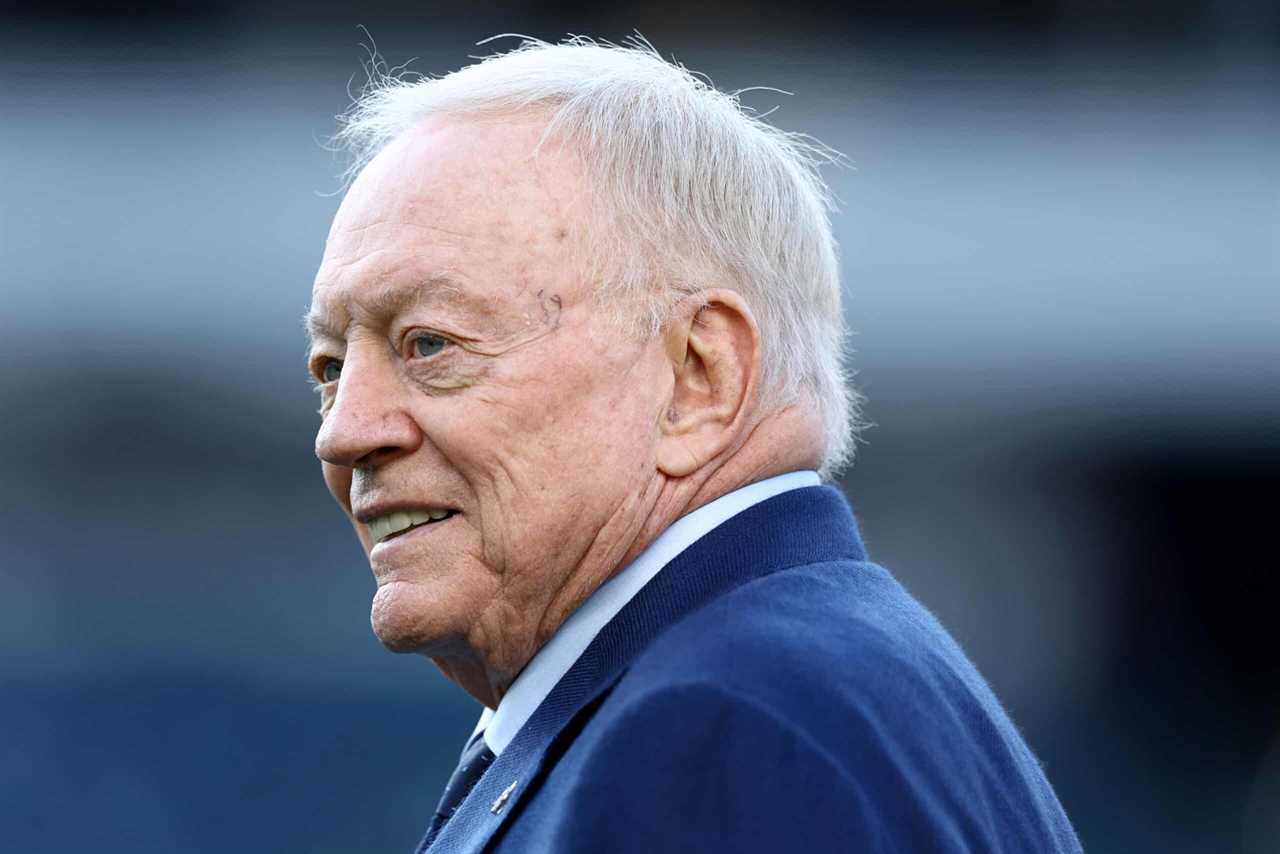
top-left (421, 732), bottom-right (497, 849)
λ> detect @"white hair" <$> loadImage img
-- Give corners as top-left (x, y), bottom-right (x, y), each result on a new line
top-left (333, 35), bottom-right (861, 476)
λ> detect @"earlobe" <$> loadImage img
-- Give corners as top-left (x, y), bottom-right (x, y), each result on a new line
top-left (656, 436), bottom-right (704, 478)
top-left (655, 292), bottom-right (759, 478)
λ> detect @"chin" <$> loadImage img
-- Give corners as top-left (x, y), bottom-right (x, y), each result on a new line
top-left (369, 580), bottom-right (457, 654)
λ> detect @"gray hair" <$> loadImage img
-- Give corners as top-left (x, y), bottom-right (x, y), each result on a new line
top-left (333, 35), bottom-right (861, 476)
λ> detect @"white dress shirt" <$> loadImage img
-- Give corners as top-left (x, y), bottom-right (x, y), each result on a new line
top-left (471, 470), bottom-right (821, 756)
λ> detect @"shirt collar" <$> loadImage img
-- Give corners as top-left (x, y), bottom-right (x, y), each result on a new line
top-left (471, 470), bottom-right (822, 755)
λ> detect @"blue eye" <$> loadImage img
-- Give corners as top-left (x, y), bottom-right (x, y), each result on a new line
top-left (322, 359), bottom-right (342, 383)
top-left (414, 334), bottom-right (449, 358)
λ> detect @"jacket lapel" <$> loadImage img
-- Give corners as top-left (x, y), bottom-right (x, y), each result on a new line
top-left (420, 484), bottom-right (866, 854)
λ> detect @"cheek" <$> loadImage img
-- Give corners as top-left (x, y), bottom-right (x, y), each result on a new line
top-left (585, 386), bottom-right (658, 459)
top-left (430, 337), bottom-right (664, 494)
top-left (531, 363), bottom-right (656, 457)
top-left (583, 349), bottom-right (666, 448)
top-left (534, 383), bottom-right (660, 506)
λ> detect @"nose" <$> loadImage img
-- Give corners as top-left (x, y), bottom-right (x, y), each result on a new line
top-left (315, 349), bottom-right (421, 469)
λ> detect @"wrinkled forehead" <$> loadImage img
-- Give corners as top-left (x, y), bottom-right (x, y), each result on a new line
top-left (308, 115), bottom-right (607, 344)
top-left (322, 115), bottom-right (594, 268)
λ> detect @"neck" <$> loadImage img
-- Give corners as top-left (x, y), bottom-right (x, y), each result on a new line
top-left (619, 404), bottom-right (824, 570)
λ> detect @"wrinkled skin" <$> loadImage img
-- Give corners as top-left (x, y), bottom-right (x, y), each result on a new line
top-left (307, 114), bottom-right (822, 707)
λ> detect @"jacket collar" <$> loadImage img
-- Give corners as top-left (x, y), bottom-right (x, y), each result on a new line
top-left (418, 484), bottom-right (865, 854)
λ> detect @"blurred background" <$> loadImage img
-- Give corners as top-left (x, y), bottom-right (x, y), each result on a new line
top-left (2, 1), bottom-right (1276, 851)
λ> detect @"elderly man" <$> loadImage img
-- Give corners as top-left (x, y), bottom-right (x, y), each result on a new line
top-left (306, 37), bottom-right (1081, 853)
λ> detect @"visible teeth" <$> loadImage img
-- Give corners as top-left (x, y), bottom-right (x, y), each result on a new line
top-left (367, 509), bottom-right (452, 543)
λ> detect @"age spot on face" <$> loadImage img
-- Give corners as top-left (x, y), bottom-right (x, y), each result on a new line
top-left (452, 289), bottom-right (564, 360)
top-left (535, 289), bottom-right (563, 330)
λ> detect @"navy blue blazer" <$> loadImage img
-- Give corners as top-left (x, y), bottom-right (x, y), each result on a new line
top-left (420, 485), bottom-right (1081, 853)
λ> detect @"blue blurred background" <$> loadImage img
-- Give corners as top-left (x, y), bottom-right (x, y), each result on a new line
top-left (2, 1), bottom-right (1277, 851)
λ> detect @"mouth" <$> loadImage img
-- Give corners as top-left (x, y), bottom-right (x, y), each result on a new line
top-left (365, 509), bottom-right (458, 544)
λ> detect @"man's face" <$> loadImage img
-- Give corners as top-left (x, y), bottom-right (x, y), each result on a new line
top-left (307, 116), bottom-right (668, 675)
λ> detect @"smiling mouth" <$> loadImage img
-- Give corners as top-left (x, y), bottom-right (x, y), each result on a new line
top-left (368, 510), bottom-right (457, 544)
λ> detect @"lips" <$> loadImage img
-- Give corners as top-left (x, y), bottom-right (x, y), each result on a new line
top-left (366, 509), bottom-right (456, 543)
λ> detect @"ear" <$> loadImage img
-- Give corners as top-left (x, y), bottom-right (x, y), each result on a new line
top-left (656, 290), bottom-right (761, 478)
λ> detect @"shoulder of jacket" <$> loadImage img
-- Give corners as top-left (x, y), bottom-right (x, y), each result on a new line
top-left (606, 557), bottom-right (997, 752)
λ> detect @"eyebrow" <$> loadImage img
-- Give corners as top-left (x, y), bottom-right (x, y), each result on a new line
top-left (303, 312), bottom-right (340, 346)
top-left (304, 273), bottom-right (473, 348)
